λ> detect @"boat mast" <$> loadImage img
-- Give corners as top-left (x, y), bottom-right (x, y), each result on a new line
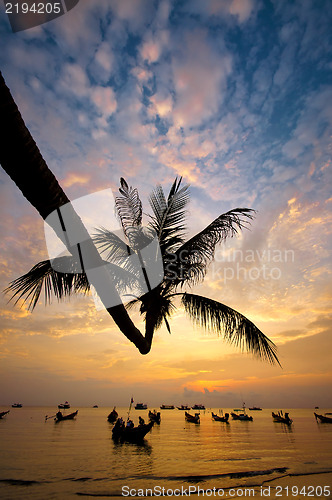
top-left (127, 397), bottom-right (134, 422)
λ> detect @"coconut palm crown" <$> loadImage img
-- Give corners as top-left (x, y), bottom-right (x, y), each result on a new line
top-left (6, 177), bottom-right (280, 365)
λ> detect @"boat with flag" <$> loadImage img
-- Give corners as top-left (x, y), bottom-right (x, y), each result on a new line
top-left (231, 404), bottom-right (253, 421)
top-left (112, 418), bottom-right (153, 443)
top-left (111, 397), bottom-right (153, 442)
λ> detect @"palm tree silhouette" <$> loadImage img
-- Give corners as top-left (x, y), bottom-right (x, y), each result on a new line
top-left (0, 71), bottom-right (147, 353)
top-left (6, 174), bottom-right (280, 366)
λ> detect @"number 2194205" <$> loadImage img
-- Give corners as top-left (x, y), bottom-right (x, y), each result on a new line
top-left (5, 3), bottom-right (62, 15)
top-left (275, 485), bottom-right (330, 496)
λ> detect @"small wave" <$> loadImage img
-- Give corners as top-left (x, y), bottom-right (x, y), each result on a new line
top-left (120, 467), bottom-right (289, 483)
top-left (75, 470), bottom-right (332, 498)
top-left (0, 478), bottom-right (48, 486)
top-left (264, 469), bottom-right (332, 482)
top-left (69, 477), bottom-right (93, 482)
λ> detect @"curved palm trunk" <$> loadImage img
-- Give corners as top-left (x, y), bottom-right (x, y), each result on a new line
top-left (144, 312), bottom-right (156, 350)
top-left (0, 71), bottom-right (150, 354)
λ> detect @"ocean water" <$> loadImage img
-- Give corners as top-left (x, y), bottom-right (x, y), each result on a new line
top-left (0, 406), bottom-right (331, 499)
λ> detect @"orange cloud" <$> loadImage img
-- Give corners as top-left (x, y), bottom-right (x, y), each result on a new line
top-left (150, 94), bottom-right (173, 118)
top-left (61, 172), bottom-right (91, 188)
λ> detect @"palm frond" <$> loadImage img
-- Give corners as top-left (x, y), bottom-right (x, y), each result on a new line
top-left (5, 257), bottom-right (144, 310)
top-left (137, 288), bottom-right (175, 330)
top-left (5, 258), bottom-right (90, 310)
top-left (148, 177), bottom-right (190, 254)
top-left (93, 227), bottom-right (131, 263)
top-left (181, 292), bottom-right (280, 365)
top-left (115, 178), bottom-right (142, 237)
top-left (173, 208), bottom-right (255, 286)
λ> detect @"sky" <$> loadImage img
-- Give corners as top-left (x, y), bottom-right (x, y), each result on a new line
top-left (0, 0), bottom-right (331, 409)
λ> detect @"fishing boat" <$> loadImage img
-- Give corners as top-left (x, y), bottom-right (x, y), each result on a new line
top-left (192, 404), bottom-right (205, 410)
top-left (177, 405), bottom-right (191, 410)
top-left (211, 411), bottom-right (229, 422)
top-left (58, 401), bottom-right (70, 409)
top-left (185, 411), bottom-right (200, 423)
top-left (54, 410), bottom-right (78, 422)
top-left (249, 406), bottom-right (262, 411)
top-left (272, 411), bottom-right (293, 424)
top-left (160, 404), bottom-right (175, 409)
top-left (112, 419), bottom-right (153, 443)
top-left (107, 407), bottom-right (118, 423)
top-left (134, 403), bottom-right (147, 410)
top-left (11, 403), bottom-right (22, 408)
top-left (314, 412), bottom-right (332, 423)
top-left (231, 412), bottom-right (253, 421)
top-left (231, 403), bottom-right (253, 421)
top-left (148, 410), bottom-right (161, 424)
top-left (0, 410), bottom-right (10, 418)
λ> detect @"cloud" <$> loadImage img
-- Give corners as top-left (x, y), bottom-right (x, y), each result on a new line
top-left (90, 41), bottom-right (114, 84)
top-left (141, 39), bottom-right (162, 64)
top-left (172, 30), bottom-right (232, 128)
top-left (228, 0), bottom-right (254, 23)
top-left (61, 171), bottom-right (92, 188)
top-left (61, 63), bottom-right (90, 97)
top-left (149, 93), bottom-right (173, 118)
top-left (183, 0), bottom-right (255, 24)
top-left (91, 86), bottom-right (117, 117)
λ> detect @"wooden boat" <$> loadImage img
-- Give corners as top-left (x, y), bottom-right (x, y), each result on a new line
top-left (314, 412), bottom-right (332, 423)
top-left (231, 408), bottom-right (253, 421)
top-left (148, 410), bottom-right (161, 424)
top-left (192, 404), bottom-right (205, 410)
top-left (249, 406), bottom-right (262, 411)
top-left (107, 407), bottom-right (118, 423)
top-left (211, 411), bottom-right (229, 422)
top-left (58, 401), bottom-right (70, 409)
top-left (177, 405), bottom-right (191, 410)
top-left (272, 411), bottom-right (293, 424)
top-left (231, 403), bottom-right (253, 421)
top-left (11, 403), bottom-right (22, 408)
top-left (0, 410), bottom-right (10, 418)
top-left (185, 411), bottom-right (200, 423)
top-left (160, 404), bottom-right (175, 409)
top-left (134, 403), bottom-right (147, 410)
top-left (54, 410), bottom-right (78, 422)
top-left (231, 412), bottom-right (253, 421)
top-left (112, 419), bottom-right (153, 443)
